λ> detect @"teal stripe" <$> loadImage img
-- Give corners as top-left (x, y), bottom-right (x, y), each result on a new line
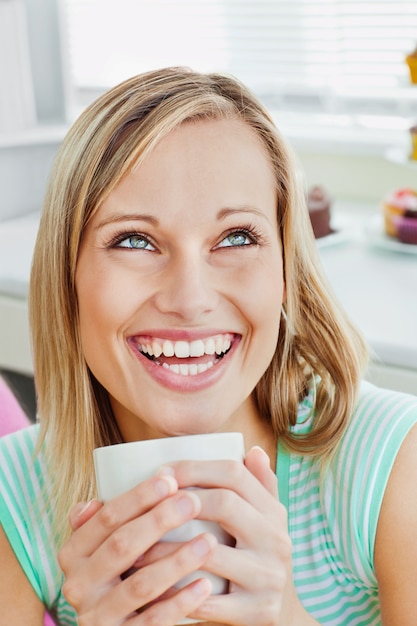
top-left (276, 440), bottom-right (290, 512)
top-left (284, 382), bottom-right (417, 623)
top-left (0, 426), bottom-right (77, 622)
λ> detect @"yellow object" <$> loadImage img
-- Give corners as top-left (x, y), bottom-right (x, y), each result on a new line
top-left (410, 128), bottom-right (417, 160)
top-left (406, 54), bottom-right (417, 84)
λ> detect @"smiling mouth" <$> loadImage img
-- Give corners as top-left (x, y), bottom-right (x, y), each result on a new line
top-left (132, 333), bottom-right (235, 376)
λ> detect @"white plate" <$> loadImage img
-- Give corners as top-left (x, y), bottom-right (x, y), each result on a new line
top-left (365, 214), bottom-right (417, 255)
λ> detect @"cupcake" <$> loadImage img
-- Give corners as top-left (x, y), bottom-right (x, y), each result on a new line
top-left (398, 216), bottom-right (417, 245)
top-left (405, 45), bottom-right (417, 84)
top-left (383, 188), bottom-right (417, 245)
top-left (307, 185), bottom-right (333, 239)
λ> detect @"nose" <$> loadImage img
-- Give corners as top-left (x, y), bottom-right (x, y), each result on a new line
top-left (153, 252), bottom-right (219, 321)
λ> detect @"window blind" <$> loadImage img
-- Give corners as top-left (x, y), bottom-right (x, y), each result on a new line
top-left (63, 0), bottom-right (417, 117)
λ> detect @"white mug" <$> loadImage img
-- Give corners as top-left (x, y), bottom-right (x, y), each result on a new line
top-left (94, 432), bottom-right (245, 624)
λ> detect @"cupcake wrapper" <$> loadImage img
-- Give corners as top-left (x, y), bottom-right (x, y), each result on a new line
top-left (398, 216), bottom-right (417, 245)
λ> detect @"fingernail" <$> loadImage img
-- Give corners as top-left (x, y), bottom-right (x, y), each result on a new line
top-left (191, 577), bottom-right (212, 597)
top-left (176, 491), bottom-right (200, 517)
top-left (132, 553), bottom-right (145, 567)
top-left (154, 474), bottom-right (177, 498)
top-left (76, 499), bottom-right (94, 518)
top-left (192, 533), bottom-right (217, 557)
top-left (157, 465), bottom-right (175, 477)
top-left (250, 445), bottom-right (270, 459)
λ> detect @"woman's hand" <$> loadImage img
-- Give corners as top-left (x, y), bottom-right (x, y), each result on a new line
top-left (60, 447), bottom-right (317, 625)
top-left (159, 445), bottom-right (308, 626)
top-left (58, 473), bottom-right (215, 625)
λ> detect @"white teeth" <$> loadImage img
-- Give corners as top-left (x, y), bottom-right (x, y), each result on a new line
top-left (140, 334), bottom-right (232, 360)
top-left (162, 339), bottom-right (175, 357)
top-left (215, 336), bottom-right (224, 355)
top-left (204, 337), bottom-right (216, 355)
top-left (189, 339), bottom-right (205, 357)
top-left (152, 340), bottom-right (163, 358)
top-left (174, 341), bottom-right (189, 358)
top-left (162, 361), bottom-right (214, 376)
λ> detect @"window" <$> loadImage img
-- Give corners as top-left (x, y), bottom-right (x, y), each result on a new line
top-left (63, 0), bottom-right (417, 123)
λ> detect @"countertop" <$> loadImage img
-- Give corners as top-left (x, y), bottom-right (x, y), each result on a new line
top-left (317, 210), bottom-right (417, 371)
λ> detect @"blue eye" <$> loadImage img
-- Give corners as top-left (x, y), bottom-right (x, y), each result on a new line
top-left (217, 229), bottom-right (257, 248)
top-left (116, 235), bottom-right (154, 250)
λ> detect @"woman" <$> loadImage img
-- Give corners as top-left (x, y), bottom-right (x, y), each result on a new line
top-left (1, 67), bottom-right (417, 625)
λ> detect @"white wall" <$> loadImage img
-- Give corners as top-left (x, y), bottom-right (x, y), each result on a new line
top-left (298, 150), bottom-right (416, 205)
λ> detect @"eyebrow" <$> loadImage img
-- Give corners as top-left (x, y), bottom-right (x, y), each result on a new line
top-left (216, 206), bottom-right (271, 221)
top-left (95, 213), bottom-right (159, 230)
top-left (95, 205), bottom-right (271, 230)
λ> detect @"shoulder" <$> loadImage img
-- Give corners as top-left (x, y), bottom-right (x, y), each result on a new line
top-left (326, 382), bottom-right (417, 576)
top-left (0, 424), bottom-right (50, 529)
top-left (0, 523), bottom-right (46, 624)
top-left (341, 380), bottom-right (417, 454)
top-left (0, 423), bottom-right (43, 485)
top-left (0, 423), bottom-right (47, 539)
top-left (0, 421), bottom-right (40, 449)
top-left (0, 424), bottom-right (63, 610)
top-left (374, 414), bottom-right (417, 622)
top-left (336, 381), bottom-right (417, 490)
top-left (355, 379), bottom-right (417, 419)
top-left (333, 381), bottom-right (417, 485)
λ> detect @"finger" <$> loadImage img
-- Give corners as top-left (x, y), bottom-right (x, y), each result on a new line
top-left (194, 541), bottom-right (291, 593)
top-left (61, 490), bottom-right (203, 603)
top-left (94, 491), bottom-right (202, 584)
top-left (244, 446), bottom-right (278, 498)
top-left (69, 499), bottom-right (103, 531)
top-left (70, 533), bottom-right (216, 624)
top-left (164, 459), bottom-right (279, 515)
top-left (193, 585), bottom-right (283, 626)
top-left (132, 540), bottom-right (179, 568)
top-left (134, 577), bottom-right (212, 626)
top-left (196, 487), bottom-right (287, 550)
top-left (60, 473), bottom-right (178, 564)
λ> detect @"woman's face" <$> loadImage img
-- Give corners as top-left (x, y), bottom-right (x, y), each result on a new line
top-left (76, 118), bottom-right (285, 441)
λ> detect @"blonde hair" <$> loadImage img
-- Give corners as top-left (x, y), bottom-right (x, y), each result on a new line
top-left (29, 67), bottom-right (368, 540)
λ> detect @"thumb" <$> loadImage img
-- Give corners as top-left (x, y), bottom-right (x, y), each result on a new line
top-left (244, 445), bottom-right (279, 499)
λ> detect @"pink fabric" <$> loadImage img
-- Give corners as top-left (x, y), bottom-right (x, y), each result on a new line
top-left (0, 377), bottom-right (29, 435)
top-left (0, 377), bottom-right (56, 626)
top-left (44, 612), bottom-right (56, 625)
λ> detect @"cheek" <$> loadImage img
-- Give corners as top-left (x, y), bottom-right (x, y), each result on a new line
top-left (234, 261), bottom-right (284, 371)
top-left (239, 258), bottom-right (284, 323)
top-left (77, 286), bottom-right (106, 367)
top-left (76, 267), bottom-right (125, 361)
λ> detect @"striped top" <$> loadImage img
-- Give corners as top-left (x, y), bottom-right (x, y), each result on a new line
top-left (0, 425), bottom-right (77, 625)
top-left (278, 380), bottom-right (417, 624)
top-left (0, 381), bottom-right (417, 624)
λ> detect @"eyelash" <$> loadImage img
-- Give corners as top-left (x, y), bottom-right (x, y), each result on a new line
top-left (217, 224), bottom-right (264, 248)
top-left (107, 231), bottom-right (155, 250)
top-left (107, 223), bottom-right (265, 250)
